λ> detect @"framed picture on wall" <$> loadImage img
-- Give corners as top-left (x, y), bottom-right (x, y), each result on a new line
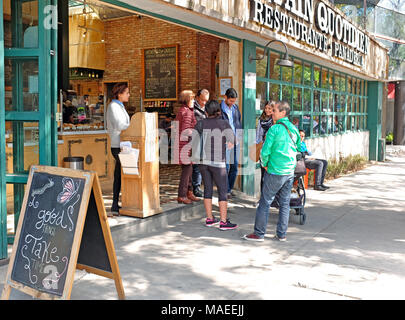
top-left (219, 77), bottom-right (232, 96)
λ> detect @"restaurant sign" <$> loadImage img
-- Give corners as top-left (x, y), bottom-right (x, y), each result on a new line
top-left (250, 0), bottom-right (370, 67)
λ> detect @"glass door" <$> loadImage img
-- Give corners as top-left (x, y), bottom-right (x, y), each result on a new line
top-left (1, 0), bottom-right (58, 259)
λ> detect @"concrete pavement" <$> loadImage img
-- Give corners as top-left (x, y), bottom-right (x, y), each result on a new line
top-left (2, 147), bottom-right (405, 300)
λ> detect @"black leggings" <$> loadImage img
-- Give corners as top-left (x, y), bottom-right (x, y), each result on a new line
top-left (111, 148), bottom-right (121, 207)
top-left (199, 165), bottom-right (228, 202)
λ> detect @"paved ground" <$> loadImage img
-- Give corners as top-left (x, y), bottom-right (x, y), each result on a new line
top-left (2, 147), bottom-right (405, 300)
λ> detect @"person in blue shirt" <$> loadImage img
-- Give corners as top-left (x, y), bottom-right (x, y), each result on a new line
top-left (220, 88), bottom-right (242, 199)
top-left (299, 130), bottom-right (329, 191)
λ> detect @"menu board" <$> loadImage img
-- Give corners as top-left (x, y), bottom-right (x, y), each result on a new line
top-left (10, 171), bottom-right (86, 297)
top-left (143, 45), bottom-right (178, 101)
top-left (2, 165), bottom-right (125, 300)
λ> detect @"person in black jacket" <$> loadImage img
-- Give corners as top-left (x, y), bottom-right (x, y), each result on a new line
top-left (192, 89), bottom-right (210, 197)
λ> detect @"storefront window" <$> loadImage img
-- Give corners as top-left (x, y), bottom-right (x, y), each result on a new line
top-left (256, 48), bottom-right (267, 78)
top-left (294, 60), bottom-right (302, 84)
top-left (5, 58), bottom-right (39, 112)
top-left (255, 46), bottom-right (368, 138)
top-left (5, 121), bottom-right (39, 174)
top-left (314, 66), bottom-right (321, 88)
top-left (270, 51), bottom-right (281, 80)
top-left (281, 85), bottom-right (292, 105)
top-left (340, 95), bottom-right (347, 112)
top-left (281, 65), bottom-right (292, 83)
top-left (269, 83), bottom-right (280, 101)
top-left (347, 95), bottom-right (352, 113)
top-left (313, 90), bottom-right (320, 112)
top-left (321, 91), bottom-right (328, 112)
top-left (303, 63), bottom-right (311, 86)
top-left (321, 68), bottom-right (329, 89)
top-left (4, 0), bottom-right (39, 49)
top-left (256, 81), bottom-right (267, 107)
top-left (301, 114), bottom-right (311, 136)
top-left (303, 88), bottom-right (311, 111)
top-left (339, 74), bottom-right (346, 92)
top-left (293, 87), bottom-right (302, 112)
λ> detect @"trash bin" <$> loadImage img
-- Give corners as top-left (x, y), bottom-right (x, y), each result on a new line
top-left (63, 156), bottom-right (84, 170)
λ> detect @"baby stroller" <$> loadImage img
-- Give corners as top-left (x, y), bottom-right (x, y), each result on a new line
top-left (270, 174), bottom-right (307, 225)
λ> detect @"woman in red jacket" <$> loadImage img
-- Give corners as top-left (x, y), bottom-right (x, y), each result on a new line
top-left (174, 90), bottom-right (200, 204)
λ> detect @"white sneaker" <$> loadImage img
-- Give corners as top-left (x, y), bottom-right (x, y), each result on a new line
top-left (274, 234), bottom-right (287, 242)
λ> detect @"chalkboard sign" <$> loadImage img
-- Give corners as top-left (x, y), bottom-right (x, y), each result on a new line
top-left (143, 45), bottom-right (178, 101)
top-left (1, 166), bottom-right (125, 300)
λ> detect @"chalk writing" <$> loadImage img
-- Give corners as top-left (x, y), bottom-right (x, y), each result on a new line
top-left (11, 172), bottom-right (85, 296)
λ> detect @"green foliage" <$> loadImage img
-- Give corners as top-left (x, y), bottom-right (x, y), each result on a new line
top-left (324, 155), bottom-right (368, 180)
top-left (386, 132), bottom-right (394, 143)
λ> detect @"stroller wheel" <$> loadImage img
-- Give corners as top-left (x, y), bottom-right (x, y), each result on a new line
top-left (299, 210), bottom-right (306, 225)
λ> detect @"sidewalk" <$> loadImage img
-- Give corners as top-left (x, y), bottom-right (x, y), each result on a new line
top-left (2, 149), bottom-right (405, 300)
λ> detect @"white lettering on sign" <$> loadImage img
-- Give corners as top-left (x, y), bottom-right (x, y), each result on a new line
top-left (249, 0), bottom-right (370, 67)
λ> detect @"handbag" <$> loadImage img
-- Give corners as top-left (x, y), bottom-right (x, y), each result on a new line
top-left (278, 122), bottom-right (307, 176)
top-left (249, 141), bottom-right (263, 163)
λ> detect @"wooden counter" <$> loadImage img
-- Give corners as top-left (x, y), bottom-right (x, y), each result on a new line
top-left (57, 131), bottom-right (114, 181)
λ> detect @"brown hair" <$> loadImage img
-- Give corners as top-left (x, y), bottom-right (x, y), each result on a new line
top-left (259, 100), bottom-right (276, 120)
top-left (112, 83), bottom-right (128, 100)
top-left (178, 90), bottom-right (195, 105)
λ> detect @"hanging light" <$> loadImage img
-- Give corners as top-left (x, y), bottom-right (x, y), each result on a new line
top-left (249, 39), bottom-right (293, 68)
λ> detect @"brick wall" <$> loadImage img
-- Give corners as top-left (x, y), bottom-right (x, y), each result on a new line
top-left (103, 16), bottom-right (226, 112)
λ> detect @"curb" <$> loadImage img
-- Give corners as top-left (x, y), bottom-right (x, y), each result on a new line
top-left (109, 201), bottom-right (205, 243)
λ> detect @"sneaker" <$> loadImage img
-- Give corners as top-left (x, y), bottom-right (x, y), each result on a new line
top-left (242, 233), bottom-right (264, 242)
top-left (219, 219), bottom-right (238, 230)
top-left (274, 234), bottom-right (287, 242)
top-left (205, 216), bottom-right (220, 227)
top-left (193, 187), bottom-right (203, 197)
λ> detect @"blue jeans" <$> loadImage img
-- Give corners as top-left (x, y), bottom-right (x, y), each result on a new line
top-left (225, 143), bottom-right (240, 193)
top-left (192, 164), bottom-right (202, 189)
top-left (253, 171), bottom-right (294, 239)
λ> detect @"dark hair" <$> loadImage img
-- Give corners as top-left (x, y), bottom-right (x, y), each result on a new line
top-left (205, 100), bottom-right (221, 118)
top-left (112, 83), bottom-right (129, 99)
top-left (225, 88), bottom-right (238, 99)
top-left (299, 129), bottom-right (305, 134)
top-left (259, 100), bottom-right (276, 120)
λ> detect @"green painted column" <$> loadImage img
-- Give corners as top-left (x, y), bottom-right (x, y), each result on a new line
top-left (241, 40), bottom-right (257, 196)
top-left (0, 0), bottom-right (7, 259)
top-left (367, 81), bottom-right (383, 161)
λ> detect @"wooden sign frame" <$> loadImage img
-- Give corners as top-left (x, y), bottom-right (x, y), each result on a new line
top-left (142, 44), bottom-right (179, 102)
top-left (1, 165), bottom-right (125, 300)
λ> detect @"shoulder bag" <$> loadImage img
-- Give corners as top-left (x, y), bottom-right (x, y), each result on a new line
top-left (278, 122), bottom-right (307, 176)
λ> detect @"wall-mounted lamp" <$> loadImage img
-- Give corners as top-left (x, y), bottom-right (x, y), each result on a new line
top-left (248, 39), bottom-right (293, 67)
top-left (186, 50), bottom-right (191, 59)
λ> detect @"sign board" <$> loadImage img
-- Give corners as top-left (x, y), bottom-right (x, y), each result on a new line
top-left (1, 166), bottom-right (125, 300)
top-left (219, 77), bottom-right (233, 96)
top-left (249, 0), bottom-right (370, 68)
top-left (143, 45), bottom-right (178, 101)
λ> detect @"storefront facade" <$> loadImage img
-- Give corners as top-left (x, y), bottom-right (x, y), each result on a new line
top-left (0, 0), bottom-right (388, 259)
